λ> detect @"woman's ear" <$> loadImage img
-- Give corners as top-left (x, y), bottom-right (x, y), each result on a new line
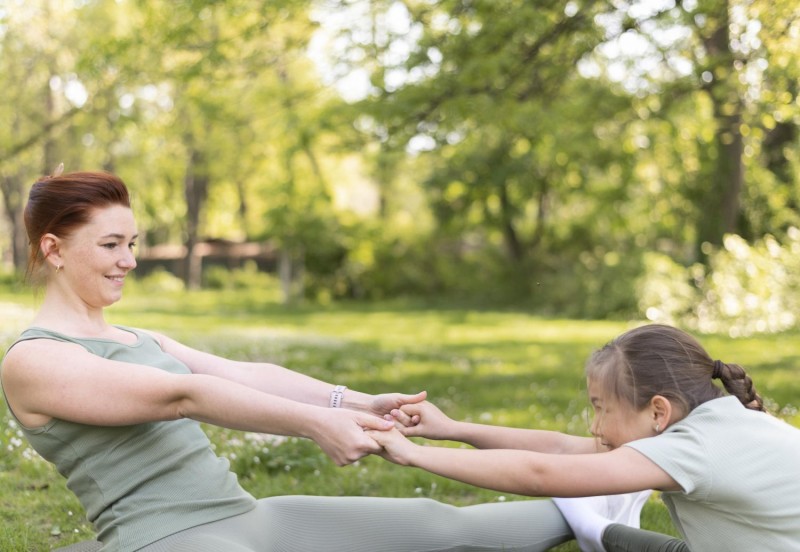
top-left (650, 395), bottom-right (674, 432)
top-left (40, 233), bottom-right (63, 269)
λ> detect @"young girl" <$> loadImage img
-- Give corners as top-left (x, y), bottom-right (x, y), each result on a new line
top-left (373, 324), bottom-right (800, 551)
top-left (2, 169), bottom-right (646, 552)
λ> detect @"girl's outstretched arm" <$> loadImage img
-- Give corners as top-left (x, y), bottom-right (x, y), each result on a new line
top-left (395, 401), bottom-right (597, 454)
top-left (368, 428), bottom-right (679, 497)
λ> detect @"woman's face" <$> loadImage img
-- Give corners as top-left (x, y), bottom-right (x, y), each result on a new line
top-left (587, 378), bottom-right (655, 449)
top-left (56, 204), bottom-right (138, 308)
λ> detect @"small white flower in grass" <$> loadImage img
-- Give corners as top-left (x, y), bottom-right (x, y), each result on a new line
top-left (414, 487), bottom-right (422, 494)
top-left (497, 496), bottom-right (506, 502)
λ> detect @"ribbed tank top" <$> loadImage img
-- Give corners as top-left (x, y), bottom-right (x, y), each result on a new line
top-left (1, 327), bottom-right (256, 551)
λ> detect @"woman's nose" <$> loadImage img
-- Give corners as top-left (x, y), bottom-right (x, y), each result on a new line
top-left (120, 249), bottom-right (137, 269)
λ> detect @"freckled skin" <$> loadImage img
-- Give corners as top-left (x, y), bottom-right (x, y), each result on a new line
top-left (54, 205), bottom-right (138, 309)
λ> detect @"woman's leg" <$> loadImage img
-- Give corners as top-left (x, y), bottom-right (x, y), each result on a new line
top-left (254, 495), bottom-right (572, 551)
top-left (137, 496), bottom-right (572, 552)
top-left (602, 524), bottom-right (690, 552)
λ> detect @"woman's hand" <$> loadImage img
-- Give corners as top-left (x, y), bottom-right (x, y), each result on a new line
top-left (390, 401), bottom-right (456, 440)
top-left (310, 409), bottom-right (396, 466)
top-left (366, 428), bottom-right (419, 466)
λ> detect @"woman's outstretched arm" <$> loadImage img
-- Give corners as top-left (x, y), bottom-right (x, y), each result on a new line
top-left (2, 338), bottom-right (393, 466)
top-left (153, 330), bottom-right (426, 417)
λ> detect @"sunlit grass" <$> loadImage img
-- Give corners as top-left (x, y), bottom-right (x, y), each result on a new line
top-left (1, 286), bottom-right (799, 549)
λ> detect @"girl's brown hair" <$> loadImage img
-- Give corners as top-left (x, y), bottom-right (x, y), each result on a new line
top-left (586, 324), bottom-right (764, 415)
top-left (24, 170), bottom-right (131, 280)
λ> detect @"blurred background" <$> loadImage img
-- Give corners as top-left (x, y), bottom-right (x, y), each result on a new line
top-left (1, 0), bottom-right (799, 334)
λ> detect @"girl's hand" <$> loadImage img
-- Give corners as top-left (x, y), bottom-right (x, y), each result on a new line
top-left (366, 428), bottom-right (419, 466)
top-left (368, 390), bottom-right (427, 421)
top-left (390, 401), bottom-right (455, 440)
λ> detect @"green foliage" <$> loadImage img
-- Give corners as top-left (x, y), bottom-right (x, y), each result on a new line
top-left (203, 261), bottom-right (281, 292)
top-left (639, 229), bottom-right (800, 336)
top-left (208, 431), bottom-right (331, 479)
top-left (128, 267), bottom-right (186, 294)
top-left (3, 0), bottom-right (800, 318)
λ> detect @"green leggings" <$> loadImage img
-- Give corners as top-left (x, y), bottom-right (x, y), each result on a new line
top-left (603, 523), bottom-right (690, 552)
top-left (135, 495), bottom-right (572, 552)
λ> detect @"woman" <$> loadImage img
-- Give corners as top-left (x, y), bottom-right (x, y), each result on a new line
top-left (1, 170), bottom-right (645, 552)
top-left (374, 324), bottom-right (800, 551)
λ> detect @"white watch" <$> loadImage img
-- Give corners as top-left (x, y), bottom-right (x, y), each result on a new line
top-left (329, 385), bottom-right (347, 408)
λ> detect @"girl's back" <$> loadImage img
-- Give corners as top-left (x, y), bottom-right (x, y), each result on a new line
top-left (627, 396), bottom-right (800, 551)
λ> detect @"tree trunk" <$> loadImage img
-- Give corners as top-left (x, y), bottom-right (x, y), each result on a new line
top-left (182, 148), bottom-right (209, 290)
top-left (696, 0), bottom-right (743, 258)
top-left (0, 174), bottom-right (28, 272)
top-left (498, 179), bottom-right (524, 263)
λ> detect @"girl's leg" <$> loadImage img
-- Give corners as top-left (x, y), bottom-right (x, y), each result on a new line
top-left (254, 495), bottom-right (573, 551)
top-left (602, 524), bottom-right (690, 552)
top-left (552, 491), bottom-right (652, 552)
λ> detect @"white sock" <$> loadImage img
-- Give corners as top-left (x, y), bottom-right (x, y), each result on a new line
top-left (552, 490), bottom-right (652, 552)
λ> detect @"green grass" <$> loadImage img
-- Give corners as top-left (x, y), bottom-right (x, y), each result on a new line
top-left (1, 287), bottom-right (799, 550)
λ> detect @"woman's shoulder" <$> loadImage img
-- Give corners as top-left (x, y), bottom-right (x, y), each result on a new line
top-left (18, 326), bottom-right (71, 340)
top-left (4, 328), bottom-right (84, 357)
top-left (1, 329), bottom-right (90, 383)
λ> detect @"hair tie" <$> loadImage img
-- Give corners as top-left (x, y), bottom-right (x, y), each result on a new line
top-left (712, 359), bottom-right (724, 380)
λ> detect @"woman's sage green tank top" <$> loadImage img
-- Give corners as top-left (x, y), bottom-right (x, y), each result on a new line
top-left (1, 327), bottom-right (256, 552)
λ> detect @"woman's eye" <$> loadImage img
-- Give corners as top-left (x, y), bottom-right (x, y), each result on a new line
top-left (128, 242), bottom-right (137, 250)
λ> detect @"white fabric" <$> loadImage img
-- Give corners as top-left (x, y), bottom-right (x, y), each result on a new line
top-left (553, 491), bottom-right (651, 552)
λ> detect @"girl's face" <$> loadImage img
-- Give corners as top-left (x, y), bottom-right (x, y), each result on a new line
top-left (55, 205), bottom-right (138, 308)
top-left (587, 378), bottom-right (656, 449)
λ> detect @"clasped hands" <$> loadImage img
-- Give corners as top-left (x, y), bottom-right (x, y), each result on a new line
top-left (317, 390), bottom-right (450, 467)
top-left (365, 392), bottom-right (455, 467)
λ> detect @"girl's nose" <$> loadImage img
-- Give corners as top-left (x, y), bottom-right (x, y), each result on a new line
top-left (589, 417), bottom-right (600, 437)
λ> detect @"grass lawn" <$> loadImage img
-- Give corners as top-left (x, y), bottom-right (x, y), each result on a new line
top-left (1, 286), bottom-right (799, 550)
